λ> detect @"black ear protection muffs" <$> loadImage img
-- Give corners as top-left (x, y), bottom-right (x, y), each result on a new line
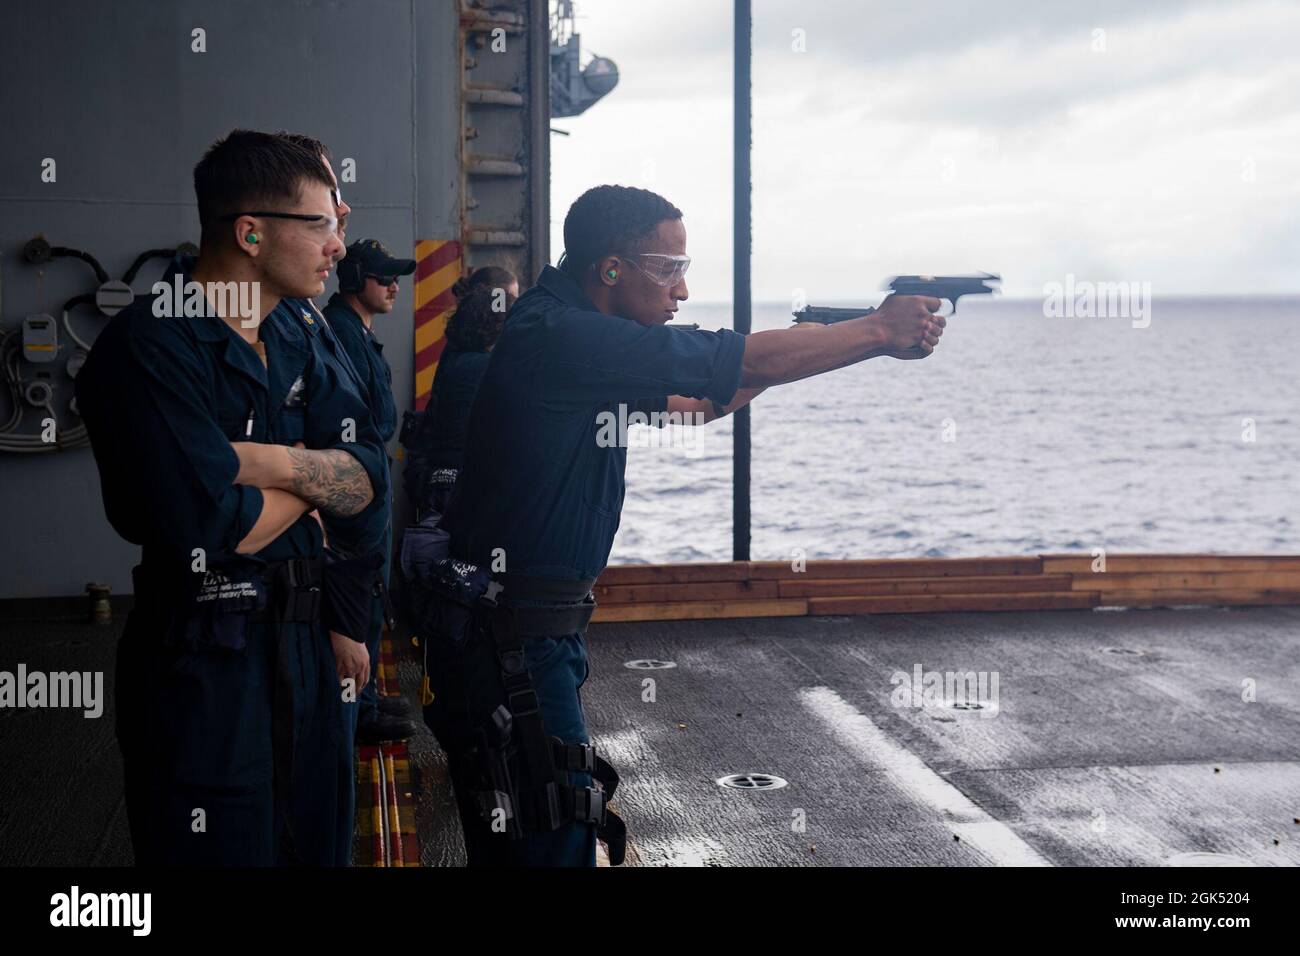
top-left (338, 256), bottom-right (364, 293)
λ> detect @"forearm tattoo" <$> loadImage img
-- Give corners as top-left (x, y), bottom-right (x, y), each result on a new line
top-left (284, 448), bottom-right (373, 517)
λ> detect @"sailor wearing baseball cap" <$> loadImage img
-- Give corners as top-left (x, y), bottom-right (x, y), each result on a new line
top-left (321, 238), bottom-right (417, 746)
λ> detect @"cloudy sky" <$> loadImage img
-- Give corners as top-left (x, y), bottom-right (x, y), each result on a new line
top-left (549, 0), bottom-right (1300, 302)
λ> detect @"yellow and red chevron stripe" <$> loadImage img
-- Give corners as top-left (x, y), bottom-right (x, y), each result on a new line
top-left (413, 239), bottom-right (461, 411)
top-left (352, 631), bottom-right (420, 867)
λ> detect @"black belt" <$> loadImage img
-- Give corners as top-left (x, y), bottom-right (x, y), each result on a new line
top-left (131, 556), bottom-right (323, 625)
top-left (486, 573), bottom-right (596, 637)
top-left (487, 598), bottom-right (595, 638)
top-left (493, 573), bottom-right (595, 603)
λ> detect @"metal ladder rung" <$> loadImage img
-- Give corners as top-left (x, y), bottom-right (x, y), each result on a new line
top-left (466, 157), bottom-right (525, 177)
top-left (464, 87), bottom-right (524, 107)
top-left (466, 229), bottom-right (527, 247)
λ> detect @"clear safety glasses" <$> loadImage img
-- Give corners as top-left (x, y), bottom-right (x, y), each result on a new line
top-left (622, 253), bottom-right (691, 287)
top-left (222, 210), bottom-right (341, 243)
top-left (329, 187), bottom-right (348, 239)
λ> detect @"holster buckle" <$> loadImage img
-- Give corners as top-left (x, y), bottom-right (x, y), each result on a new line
top-left (573, 785), bottom-right (607, 826)
top-left (275, 557), bottom-right (322, 622)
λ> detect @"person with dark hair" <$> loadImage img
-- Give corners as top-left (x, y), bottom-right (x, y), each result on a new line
top-left (451, 264), bottom-right (519, 302)
top-left (320, 239), bottom-right (419, 746)
top-left (276, 131), bottom-right (350, 242)
top-left (76, 129), bottom-right (389, 866)
top-left (418, 182), bottom-right (945, 867)
top-left (402, 287), bottom-right (512, 520)
top-left (445, 286), bottom-right (511, 352)
top-left (399, 265), bottom-right (515, 513)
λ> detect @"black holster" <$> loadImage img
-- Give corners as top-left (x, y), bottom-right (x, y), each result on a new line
top-left (425, 563), bottom-right (626, 864)
top-left (475, 599), bottom-right (626, 864)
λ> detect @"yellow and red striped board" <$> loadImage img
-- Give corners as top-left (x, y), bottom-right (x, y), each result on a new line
top-left (413, 239), bottom-right (462, 411)
top-left (352, 630), bottom-right (420, 867)
top-left (355, 742), bottom-right (420, 867)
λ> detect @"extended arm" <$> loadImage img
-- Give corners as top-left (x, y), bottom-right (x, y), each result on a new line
top-left (231, 443), bottom-right (375, 517)
top-left (738, 295), bottom-right (944, 388)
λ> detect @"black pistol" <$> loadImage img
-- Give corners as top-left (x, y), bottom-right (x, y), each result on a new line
top-left (793, 273), bottom-right (1000, 325)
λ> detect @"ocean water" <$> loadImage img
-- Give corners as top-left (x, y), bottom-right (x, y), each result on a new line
top-left (611, 297), bottom-right (1300, 565)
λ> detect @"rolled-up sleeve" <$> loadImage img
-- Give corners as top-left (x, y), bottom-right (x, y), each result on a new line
top-left (629, 394), bottom-right (670, 427)
top-left (543, 309), bottom-right (745, 406)
top-left (305, 342), bottom-right (390, 553)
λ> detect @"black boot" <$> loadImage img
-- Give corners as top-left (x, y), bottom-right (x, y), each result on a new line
top-left (357, 710), bottom-right (416, 744)
top-left (377, 694), bottom-right (412, 718)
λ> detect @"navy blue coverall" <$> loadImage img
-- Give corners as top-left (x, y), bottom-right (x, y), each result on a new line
top-left (429, 265), bottom-right (745, 865)
top-left (405, 345), bottom-right (490, 518)
top-left (77, 279), bottom-right (388, 866)
top-left (319, 292), bottom-right (396, 730)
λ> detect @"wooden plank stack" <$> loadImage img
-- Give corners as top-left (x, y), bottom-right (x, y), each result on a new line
top-left (590, 554), bottom-right (1300, 624)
